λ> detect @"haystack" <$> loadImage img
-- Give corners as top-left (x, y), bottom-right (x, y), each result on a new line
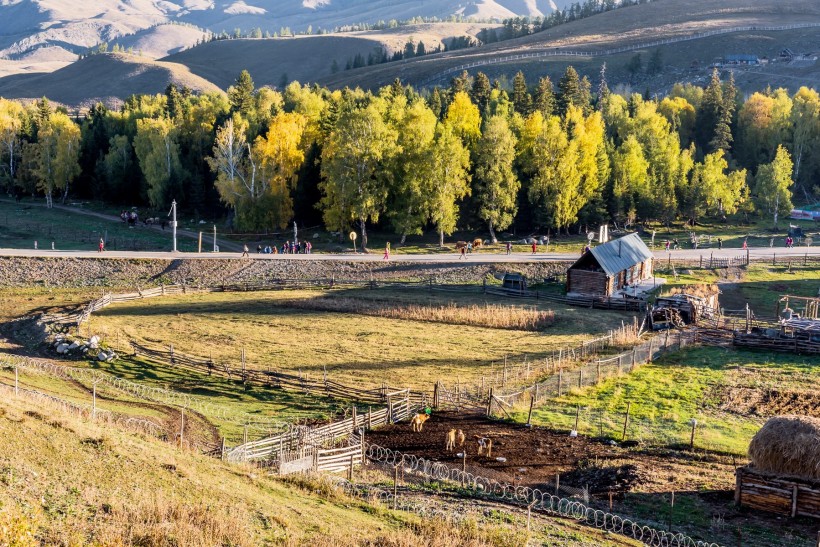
top-left (748, 415), bottom-right (820, 480)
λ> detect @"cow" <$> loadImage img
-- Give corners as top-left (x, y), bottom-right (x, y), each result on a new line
top-left (445, 429), bottom-right (456, 451)
top-left (410, 413), bottom-right (429, 432)
top-left (472, 238), bottom-right (483, 249)
top-left (455, 241), bottom-right (468, 251)
top-left (476, 436), bottom-right (493, 457)
top-left (457, 429), bottom-right (466, 447)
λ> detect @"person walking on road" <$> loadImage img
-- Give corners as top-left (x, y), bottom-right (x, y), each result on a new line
top-left (459, 246), bottom-right (467, 260)
top-left (717, 237), bottom-right (723, 250)
top-left (505, 241), bottom-right (512, 255)
top-left (383, 242), bottom-right (390, 261)
top-left (241, 244), bottom-right (249, 258)
top-left (742, 238), bottom-right (748, 250)
top-left (531, 240), bottom-right (537, 255)
top-left (98, 238), bottom-right (105, 253)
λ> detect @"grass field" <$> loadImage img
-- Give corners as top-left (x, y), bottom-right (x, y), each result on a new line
top-left (91, 287), bottom-right (637, 390)
top-left (514, 345), bottom-right (819, 456)
top-left (0, 200), bottom-right (197, 252)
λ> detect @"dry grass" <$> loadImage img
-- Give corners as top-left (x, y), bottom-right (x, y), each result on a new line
top-left (748, 415), bottom-right (820, 480)
top-left (277, 296), bottom-right (555, 331)
top-left (93, 288), bottom-right (633, 389)
top-left (0, 393), bottom-right (612, 546)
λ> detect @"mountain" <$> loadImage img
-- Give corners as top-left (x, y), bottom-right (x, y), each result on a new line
top-left (0, 52), bottom-right (222, 108)
top-left (0, 0), bottom-right (572, 61)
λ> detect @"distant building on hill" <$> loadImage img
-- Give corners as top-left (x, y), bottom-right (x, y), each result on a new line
top-left (723, 54), bottom-right (761, 66)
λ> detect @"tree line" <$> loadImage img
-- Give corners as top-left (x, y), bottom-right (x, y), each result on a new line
top-left (0, 66), bottom-right (816, 246)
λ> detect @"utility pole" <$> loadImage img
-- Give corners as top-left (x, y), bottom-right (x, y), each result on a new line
top-left (168, 200), bottom-right (178, 253)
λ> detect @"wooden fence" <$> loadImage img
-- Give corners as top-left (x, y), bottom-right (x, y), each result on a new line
top-left (490, 329), bottom-right (697, 414)
top-left (736, 467), bottom-right (820, 519)
top-left (227, 399), bottom-right (416, 464)
top-left (129, 341), bottom-right (429, 407)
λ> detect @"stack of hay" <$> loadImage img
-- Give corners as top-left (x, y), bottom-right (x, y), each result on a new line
top-left (748, 415), bottom-right (820, 480)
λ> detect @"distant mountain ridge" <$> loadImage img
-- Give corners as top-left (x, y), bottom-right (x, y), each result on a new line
top-left (0, 0), bottom-right (571, 59)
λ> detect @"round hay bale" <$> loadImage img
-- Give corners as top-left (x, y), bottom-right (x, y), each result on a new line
top-left (748, 415), bottom-right (820, 480)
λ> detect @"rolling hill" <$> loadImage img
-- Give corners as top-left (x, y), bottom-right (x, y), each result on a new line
top-left (318, 0), bottom-right (820, 90)
top-left (0, 53), bottom-right (222, 108)
top-left (0, 0), bottom-right (574, 62)
top-left (164, 22), bottom-right (499, 89)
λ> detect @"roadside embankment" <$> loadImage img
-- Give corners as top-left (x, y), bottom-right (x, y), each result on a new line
top-left (0, 256), bottom-right (571, 288)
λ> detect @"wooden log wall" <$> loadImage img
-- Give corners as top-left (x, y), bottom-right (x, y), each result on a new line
top-left (567, 270), bottom-right (609, 296)
top-left (736, 467), bottom-right (820, 519)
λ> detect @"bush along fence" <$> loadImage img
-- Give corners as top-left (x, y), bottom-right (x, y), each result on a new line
top-left (364, 443), bottom-right (720, 547)
top-left (489, 329), bottom-right (696, 415)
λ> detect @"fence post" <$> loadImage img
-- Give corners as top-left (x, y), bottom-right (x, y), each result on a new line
top-left (555, 473), bottom-right (560, 495)
top-left (527, 395), bottom-right (535, 426)
top-left (622, 402), bottom-right (631, 441)
top-left (393, 465), bottom-right (399, 510)
top-left (352, 405), bottom-right (357, 432)
top-left (348, 453), bottom-right (354, 482)
top-left (486, 387), bottom-right (494, 417)
top-left (368, 407), bottom-right (372, 430)
top-left (433, 381), bottom-right (439, 409)
top-left (558, 370), bottom-right (563, 396)
top-left (578, 370), bottom-right (582, 389)
top-left (690, 419), bottom-right (697, 450)
top-left (574, 405), bottom-right (580, 432)
top-left (648, 338), bottom-right (654, 362)
top-left (596, 363), bottom-right (601, 384)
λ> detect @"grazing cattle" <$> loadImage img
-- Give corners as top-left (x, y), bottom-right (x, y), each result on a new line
top-left (472, 238), bottom-right (483, 249)
top-left (476, 436), bottom-right (493, 457)
top-left (455, 241), bottom-right (468, 251)
top-left (445, 429), bottom-right (457, 451)
top-left (457, 429), bottom-right (465, 447)
top-left (410, 413), bottom-right (429, 432)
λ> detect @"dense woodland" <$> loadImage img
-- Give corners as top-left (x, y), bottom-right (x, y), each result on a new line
top-left (0, 66), bottom-right (817, 246)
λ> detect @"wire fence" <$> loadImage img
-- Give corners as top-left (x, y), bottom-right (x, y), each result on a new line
top-left (0, 353), bottom-right (288, 440)
top-left (490, 329), bottom-right (693, 410)
top-left (0, 377), bottom-right (163, 438)
top-left (364, 443), bottom-right (720, 547)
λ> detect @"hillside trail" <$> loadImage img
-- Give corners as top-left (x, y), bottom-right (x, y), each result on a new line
top-left (0, 198), bottom-right (244, 252)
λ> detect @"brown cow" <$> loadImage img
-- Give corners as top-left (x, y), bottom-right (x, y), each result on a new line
top-left (445, 429), bottom-right (457, 451)
top-left (457, 429), bottom-right (466, 447)
top-left (410, 413), bottom-right (430, 432)
top-left (455, 241), bottom-right (468, 250)
top-left (472, 238), bottom-right (483, 249)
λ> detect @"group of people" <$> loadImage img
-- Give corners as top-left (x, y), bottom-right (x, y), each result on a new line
top-left (785, 236), bottom-right (796, 248)
top-left (242, 240), bottom-right (312, 257)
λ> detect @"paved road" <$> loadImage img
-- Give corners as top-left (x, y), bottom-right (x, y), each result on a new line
top-left (0, 247), bottom-right (817, 263)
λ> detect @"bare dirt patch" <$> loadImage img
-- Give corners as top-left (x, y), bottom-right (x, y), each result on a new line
top-left (716, 385), bottom-right (820, 418)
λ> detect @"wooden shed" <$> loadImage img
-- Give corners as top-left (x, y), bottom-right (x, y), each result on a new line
top-left (566, 233), bottom-right (654, 297)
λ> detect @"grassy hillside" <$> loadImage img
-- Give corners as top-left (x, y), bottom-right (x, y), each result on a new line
top-left (0, 53), bottom-right (222, 108)
top-left (0, 393), bottom-right (553, 545)
top-left (319, 0), bottom-right (820, 90)
top-left (165, 23), bottom-right (498, 89)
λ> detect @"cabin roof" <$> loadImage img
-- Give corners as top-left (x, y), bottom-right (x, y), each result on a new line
top-left (579, 233), bottom-right (653, 277)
